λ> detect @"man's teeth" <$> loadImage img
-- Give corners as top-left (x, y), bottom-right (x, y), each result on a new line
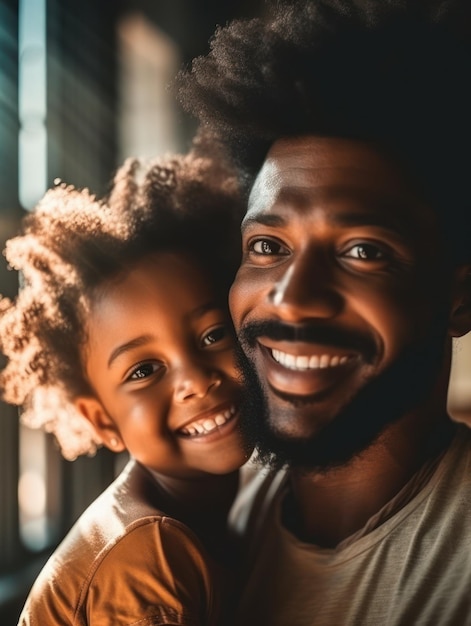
top-left (271, 349), bottom-right (350, 370)
top-left (180, 405), bottom-right (237, 437)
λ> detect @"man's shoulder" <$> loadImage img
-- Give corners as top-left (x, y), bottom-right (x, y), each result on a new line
top-left (437, 423), bottom-right (471, 480)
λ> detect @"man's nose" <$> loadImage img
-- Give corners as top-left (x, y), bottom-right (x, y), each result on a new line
top-left (174, 362), bottom-right (222, 403)
top-left (268, 250), bottom-right (343, 322)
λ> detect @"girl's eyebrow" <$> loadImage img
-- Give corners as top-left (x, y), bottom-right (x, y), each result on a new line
top-left (188, 301), bottom-right (221, 320)
top-left (107, 303), bottom-right (222, 368)
top-left (107, 335), bottom-right (153, 368)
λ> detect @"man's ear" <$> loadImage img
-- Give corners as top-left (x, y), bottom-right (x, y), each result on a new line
top-left (74, 396), bottom-right (125, 452)
top-left (449, 264), bottom-right (471, 338)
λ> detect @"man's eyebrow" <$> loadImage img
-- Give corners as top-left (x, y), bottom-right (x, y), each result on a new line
top-left (108, 335), bottom-right (153, 368)
top-left (243, 188), bottom-right (417, 239)
top-left (242, 208), bottom-right (411, 239)
top-left (241, 214), bottom-right (286, 230)
top-left (329, 210), bottom-right (412, 237)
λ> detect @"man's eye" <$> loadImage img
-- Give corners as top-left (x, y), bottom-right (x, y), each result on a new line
top-left (250, 238), bottom-right (288, 255)
top-left (201, 325), bottom-right (228, 347)
top-left (128, 362), bottom-right (161, 380)
top-left (343, 243), bottom-right (385, 260)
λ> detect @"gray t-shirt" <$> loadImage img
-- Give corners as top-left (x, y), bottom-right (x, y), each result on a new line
top-left (230, 426), bottom-right (471, 626)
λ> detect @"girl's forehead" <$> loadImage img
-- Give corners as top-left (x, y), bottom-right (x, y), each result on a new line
top-left (89, 251), bottom-right (219, 322)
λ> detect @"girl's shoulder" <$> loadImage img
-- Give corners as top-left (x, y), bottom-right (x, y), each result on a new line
top-left (20, 460), bottom-right (221, 626)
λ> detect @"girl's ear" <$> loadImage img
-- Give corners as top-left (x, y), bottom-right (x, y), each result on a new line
top-left (449, 264), bottom-right (471, 338)
top-left (74, 396), bottom-right (125, 453)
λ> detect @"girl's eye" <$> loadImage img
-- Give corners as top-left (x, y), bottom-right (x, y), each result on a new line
top-left (128, 362), bottom-right (162, 381)
top-left (249, 238), bottom-right (289, 256)
top-left (343, 243), bottom-right (386, 261)
top-left (201, 325), bottom-right (228, 347)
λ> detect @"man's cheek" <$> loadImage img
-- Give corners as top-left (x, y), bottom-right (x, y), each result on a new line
top-left (229, 277), bottom-right (255, 329)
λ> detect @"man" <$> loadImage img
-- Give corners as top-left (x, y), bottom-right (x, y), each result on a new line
top-left (177, 1), bottom-right (471, 623)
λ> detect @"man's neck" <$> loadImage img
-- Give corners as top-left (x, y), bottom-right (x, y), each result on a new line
top-left (285, 411), bottom-right (455, 549)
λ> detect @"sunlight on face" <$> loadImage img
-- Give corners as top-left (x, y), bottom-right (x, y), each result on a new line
top-left (82, 251), bottom-right (248, 479)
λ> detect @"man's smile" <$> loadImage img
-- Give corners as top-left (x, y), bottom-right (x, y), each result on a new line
top-left (254, 338), bottom-right (363, 397)
top-left (271, 348), bottom-right (352, 370)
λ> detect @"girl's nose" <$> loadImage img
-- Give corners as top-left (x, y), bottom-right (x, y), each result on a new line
top-left (174, 367), bottom-right (222, 403)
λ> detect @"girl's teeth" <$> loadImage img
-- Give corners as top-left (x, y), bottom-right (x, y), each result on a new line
top-left (203, 419), bottom-right (217, 432)
top-left (180, 405), bottom-right (236, 437)
top-left (272, 349), bottom-right (351, 370)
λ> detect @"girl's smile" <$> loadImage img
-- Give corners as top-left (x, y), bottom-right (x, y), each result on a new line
top-left (76, 251), bottom-right (248, 478)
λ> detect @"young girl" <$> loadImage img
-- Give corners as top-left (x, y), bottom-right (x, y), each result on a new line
top-left (0, 143), bottom-right (249, 625)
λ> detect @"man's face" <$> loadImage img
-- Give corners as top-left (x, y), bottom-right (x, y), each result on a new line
top-left (229, 136), bottom-right (452, 471)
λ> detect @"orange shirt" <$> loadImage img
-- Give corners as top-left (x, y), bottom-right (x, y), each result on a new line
top-left (19, 461), bottom-right (221, 626)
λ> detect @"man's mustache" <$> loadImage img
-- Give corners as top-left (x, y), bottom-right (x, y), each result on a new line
top-left (238, 320), bottom-right (377, 362)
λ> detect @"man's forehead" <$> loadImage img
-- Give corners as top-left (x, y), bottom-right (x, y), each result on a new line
top-left (246, 135), bottom-right (433, 225)
top-left (259, 135), bottom-right (412, 185)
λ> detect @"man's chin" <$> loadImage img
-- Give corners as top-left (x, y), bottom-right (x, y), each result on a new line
top-left (237, 365), bottom-right (364, 473)
top-left (241, 400), bottom-right (375, 474)
top-left (258, 394), bottom-right (335, 440)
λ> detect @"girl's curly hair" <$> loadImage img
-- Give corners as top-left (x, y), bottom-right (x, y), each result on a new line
top-left (0, 139), bottom-right (243, 460)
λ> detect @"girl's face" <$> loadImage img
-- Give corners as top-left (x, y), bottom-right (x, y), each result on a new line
top-left (77, 251), bottom-right (248, 479)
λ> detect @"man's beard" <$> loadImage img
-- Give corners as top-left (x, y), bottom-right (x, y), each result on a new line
top-left (236, 317), bottom-right (449, 473)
